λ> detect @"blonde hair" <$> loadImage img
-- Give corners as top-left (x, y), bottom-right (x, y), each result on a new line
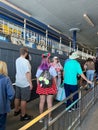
top-left (0, 61), bottom-right (8, 76)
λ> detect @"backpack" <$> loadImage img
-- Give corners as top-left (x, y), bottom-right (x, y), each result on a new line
top-left (39, 70), bottom-right (52, 88)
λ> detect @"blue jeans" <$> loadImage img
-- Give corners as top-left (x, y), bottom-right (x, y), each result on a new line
top-left (0, 113), bottom-right (7, 130)
top-left (64, 83), bottom-right (78, 107)
top-left (86, 70), bottom-right (95, 88)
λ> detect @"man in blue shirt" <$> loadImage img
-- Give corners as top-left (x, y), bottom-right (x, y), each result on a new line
top-left (64, 51), bottom-right (92, 110)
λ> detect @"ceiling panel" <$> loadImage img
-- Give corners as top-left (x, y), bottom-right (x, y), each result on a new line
top-left (6, 0), bottom-right (98, 50)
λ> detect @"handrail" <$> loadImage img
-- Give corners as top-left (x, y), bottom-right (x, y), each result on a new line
top-left (19, 84), bottom-right (98, 130)
top-left (18, 88), bottom-right (82, 130)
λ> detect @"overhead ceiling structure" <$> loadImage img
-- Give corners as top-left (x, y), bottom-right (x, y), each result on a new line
top-left (3, 0), bottom-right (98, 51)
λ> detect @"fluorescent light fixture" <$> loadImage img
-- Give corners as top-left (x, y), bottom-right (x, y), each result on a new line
top-left (1, 0), bottom-right (32, 17)
top-left (83, 13), bottom-right (94, 27)
top-left (69, 28), bottom-right (80, 32)
top-left (48, 25), bottom-right (61, 34)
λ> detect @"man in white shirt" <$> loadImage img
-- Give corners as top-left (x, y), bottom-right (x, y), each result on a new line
top-left (14, 47), bottom-right (33, 121)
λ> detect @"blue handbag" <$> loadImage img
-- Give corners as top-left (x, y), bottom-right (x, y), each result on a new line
top-left (56, 83), bottom-right (66, 101)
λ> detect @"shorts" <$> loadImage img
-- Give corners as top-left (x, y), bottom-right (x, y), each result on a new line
top-left (15, 86), bottom-right (31, 101)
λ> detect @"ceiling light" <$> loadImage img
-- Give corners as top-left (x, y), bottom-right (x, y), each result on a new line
top-left (48, 25), bottom-right (61, 34)
top-left (69, 28), bottom-right (80, 32)
top-left (1, 0), bottom-right (32, 17)
top-left (83, 13), bottom-right (94, 27)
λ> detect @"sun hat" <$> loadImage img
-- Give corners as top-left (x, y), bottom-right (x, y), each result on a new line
top-left (69, 51), bottom-right (79, 59)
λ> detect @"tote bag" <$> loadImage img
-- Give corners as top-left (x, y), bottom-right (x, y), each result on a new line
top-left (56, 83), bottom-right (66, 101)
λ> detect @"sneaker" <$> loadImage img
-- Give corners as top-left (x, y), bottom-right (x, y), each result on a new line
top-left (14, 110), bottom-right (21, 116)
top-left (48, 117), bottom-right (52, 123)
top-left (39, 119), bottom-right (43, 123)
top-left (72, 108), bottom-right (75, 111)
top-left (68, 110), bottom-right (72, 112)
top-left (72, 107), bottom-right (79, 111)
top-left (20, 114), bottom-right (31, 121)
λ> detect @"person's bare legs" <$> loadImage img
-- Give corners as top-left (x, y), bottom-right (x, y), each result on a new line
top-left (47, 95), bottom-right (53, 118)
top-left (39, 95), bottom-right (46, 114)
top-left (14, 98), bottom-right (20, 112)
top-left (21, 100), bottom-right (27, 116)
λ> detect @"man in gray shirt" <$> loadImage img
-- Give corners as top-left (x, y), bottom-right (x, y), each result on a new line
top-left (14, 47), bottom-right (33, 121)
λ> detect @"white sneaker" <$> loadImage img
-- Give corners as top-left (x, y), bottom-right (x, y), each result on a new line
top-left (39, 119), bottom-right (43, 123)
top-left (68, 110), bottom-right (72, 112)
top-left (72, 108), bottom-right (75, 111)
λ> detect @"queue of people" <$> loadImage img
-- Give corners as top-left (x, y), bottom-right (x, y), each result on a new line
top-left (0, 47), bottom-right (96, 130)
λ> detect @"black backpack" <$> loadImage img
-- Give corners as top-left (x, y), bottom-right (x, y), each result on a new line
top-left (39, 70), bottom-right (52, 88)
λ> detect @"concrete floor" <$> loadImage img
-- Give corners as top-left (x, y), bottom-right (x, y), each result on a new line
top-left (7, 98), bottom-right (42, 130)
top-left (77, 101), bottom-right (98, 130)
top-left (7, 98), bottom-right (65, 130)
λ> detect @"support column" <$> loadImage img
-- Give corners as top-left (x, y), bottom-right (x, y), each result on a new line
top-left (86, 50), bottom-right (88, 59)
top-left (72, 30), bottom-right (77, 51)
top-left (69, 28), bottom-right (80, 52)
top-left (46, 30), bottom-right (48, 46)
top-left (96, 48), bottom-right (98, 57)
top-left (69, 41), bottom-right (72, 52)
top-left (82, 48), bottom-right (84, 59)
top-left (59, 37), bottom-right (62, 54)
top-left (46, 30), bottom-right (48, 48)
top-left (24, 19), bottom-right (26, 42)
top-left (77, 45), bottom-right (78, 51)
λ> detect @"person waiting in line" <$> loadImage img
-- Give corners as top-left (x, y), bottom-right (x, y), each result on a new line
top-left (0, 61), bottom-right (15, 130)
top-left (78, 60), bottom-right (87, 89)
top-left (64, 51), bottom-right (92, 111)
top-left (95, 56), bottom-right (98, 81)
top-left (25, 52), bottom-right (32, 61)
top-left (14, 47), bottom-right (33, 121)
top-left (36, 53), bottom-right (57, 123)
top-left (84, 58), bottom-right (95, 88)
top-left (52, 56), bottom-right (63, 89)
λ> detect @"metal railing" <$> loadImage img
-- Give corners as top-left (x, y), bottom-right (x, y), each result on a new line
top-left (18, 84), bottom-right (98, 130)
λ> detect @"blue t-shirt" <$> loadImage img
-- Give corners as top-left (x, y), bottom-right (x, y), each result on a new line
top-left (64, 59), bottom-right (83, 85)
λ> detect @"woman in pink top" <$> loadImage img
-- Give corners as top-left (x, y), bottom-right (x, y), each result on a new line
top-left (52, 56), bottom-right (63, 89)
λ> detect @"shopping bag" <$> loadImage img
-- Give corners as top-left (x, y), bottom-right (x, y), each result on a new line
top-left (56, 83), bottom-right (66, 101)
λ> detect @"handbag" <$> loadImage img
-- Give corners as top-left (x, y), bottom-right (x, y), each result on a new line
top-left (56, 83), bottom-right (66, 101)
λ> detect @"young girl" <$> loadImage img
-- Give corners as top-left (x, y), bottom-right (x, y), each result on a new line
top-left (0, 61), bottom-right (15, 130)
